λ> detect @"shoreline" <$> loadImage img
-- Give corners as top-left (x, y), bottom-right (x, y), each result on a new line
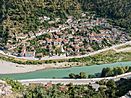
top-left (1, 60), bottom-right (131, 75)
top-left (0, 60), bottom-right (83, 75)
top-left (0, 41), bottom-right (131, 75)
top-left (18, 72), bottom-right (131, 85)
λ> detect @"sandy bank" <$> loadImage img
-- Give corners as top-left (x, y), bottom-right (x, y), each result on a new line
top-left (0, 60), bottom-right (82, 74)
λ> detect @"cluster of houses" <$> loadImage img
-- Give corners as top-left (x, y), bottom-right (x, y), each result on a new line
top-left (8, 12), bottom-right (129, 58)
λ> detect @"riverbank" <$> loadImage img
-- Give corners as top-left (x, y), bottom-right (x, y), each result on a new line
top-left (1, 50), bottom-right (131, 74)
top-left (0, 60), bottom-right (82, 74)
top-left (18, 72), bottom-right (131, 85)
top-left (0, 41), bottom-right (131, 74)
top-left (1, 61), bottom-right (131, 79)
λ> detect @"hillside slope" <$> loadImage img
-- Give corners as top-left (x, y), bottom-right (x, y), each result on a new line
top-left (0, 0), bottom-right (81, 46)
top-left (78, 0), bottom-right (131, 34)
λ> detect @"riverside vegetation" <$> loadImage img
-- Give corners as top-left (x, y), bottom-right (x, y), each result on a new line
top-left (68, 66), bottom-right (131, 79)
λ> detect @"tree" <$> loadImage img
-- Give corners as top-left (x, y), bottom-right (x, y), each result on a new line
top-left (106, 80), bottom-right (117, 98)
top-left (101, 67), bottom-right (112, 77)
top-left (79, 72), bottom-right (87, 78)
top-left (69, 73), bottom-right (76, 79)
top-left (127, 66), bottom-right (131, 72)
top-left (117, 67), bottom-right (125, 75)
top-left (106, 80), bottom-right (116, 89)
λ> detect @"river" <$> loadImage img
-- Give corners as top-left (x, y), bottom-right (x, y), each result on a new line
top-left (0, 61), bottom-right (131, 80)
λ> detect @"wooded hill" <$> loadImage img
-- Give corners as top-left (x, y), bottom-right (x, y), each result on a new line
top-left (78, 0), bottom-right (131, 35)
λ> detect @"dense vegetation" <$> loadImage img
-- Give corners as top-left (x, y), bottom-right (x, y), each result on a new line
top-left (23, 80), bottom-right (117, 98)
top-left (78, 0), bottom-right (131, 35)
top-left (4, 78), bottom-right (131, 98)
top-left (3, 78), bottom-right (24, 92)
top-left (68, 66), bottom-right (131, 79)
top-left (101, 66), bottom-right (131, 77)
top-left (69, 72), bottom-right (87, 79)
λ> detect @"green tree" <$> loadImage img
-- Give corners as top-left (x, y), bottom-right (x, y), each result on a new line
top-left (101, 67), bottom-right (112, 77)
top-left (79, 72), bottom-right (87, 78)
top-left (69, 73), bottom-right (76, 79)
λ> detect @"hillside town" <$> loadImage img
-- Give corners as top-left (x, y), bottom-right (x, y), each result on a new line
top-left (0, 0), bottom-right (131, 98)
top-left (5, 13), bottom-right (129, 59)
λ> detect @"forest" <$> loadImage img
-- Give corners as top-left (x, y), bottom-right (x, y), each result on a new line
top-left (78, 0), bottom-right (131, 35)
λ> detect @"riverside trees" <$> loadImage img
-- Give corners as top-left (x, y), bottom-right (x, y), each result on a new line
top-left (69, 72), bottom-right (87, 79)
top-left (68, 66), bottom-right (131, 79)
top-left (101, 66), bottom-right (131, 77)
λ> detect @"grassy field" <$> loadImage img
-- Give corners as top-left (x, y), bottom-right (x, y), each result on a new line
top-left (69, 51), bottom-right (131, 65)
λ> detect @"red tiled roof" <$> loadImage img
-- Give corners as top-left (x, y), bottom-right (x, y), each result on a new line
top-left (55, 38), bottom-right (62, 42)
top-left (46, 38), bottom-right (52, 42)
top-left (63, 39), bottom-right (68, 42)
top-left (45, 82), bottom-right (53, 88)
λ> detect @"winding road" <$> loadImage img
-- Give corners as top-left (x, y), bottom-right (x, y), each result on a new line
top-left (1, 40), bottom-right (131, 61)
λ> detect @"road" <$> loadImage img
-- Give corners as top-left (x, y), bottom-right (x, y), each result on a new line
top-left (19, 72), bottom-right (131, 85)
top-left (17, 40), bottom-right (131, 60)
top-left (0, 41), bottom-right (131, 61)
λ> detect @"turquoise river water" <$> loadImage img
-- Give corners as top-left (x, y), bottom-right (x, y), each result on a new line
top-left (0, 61), bottom-right (131, 80)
